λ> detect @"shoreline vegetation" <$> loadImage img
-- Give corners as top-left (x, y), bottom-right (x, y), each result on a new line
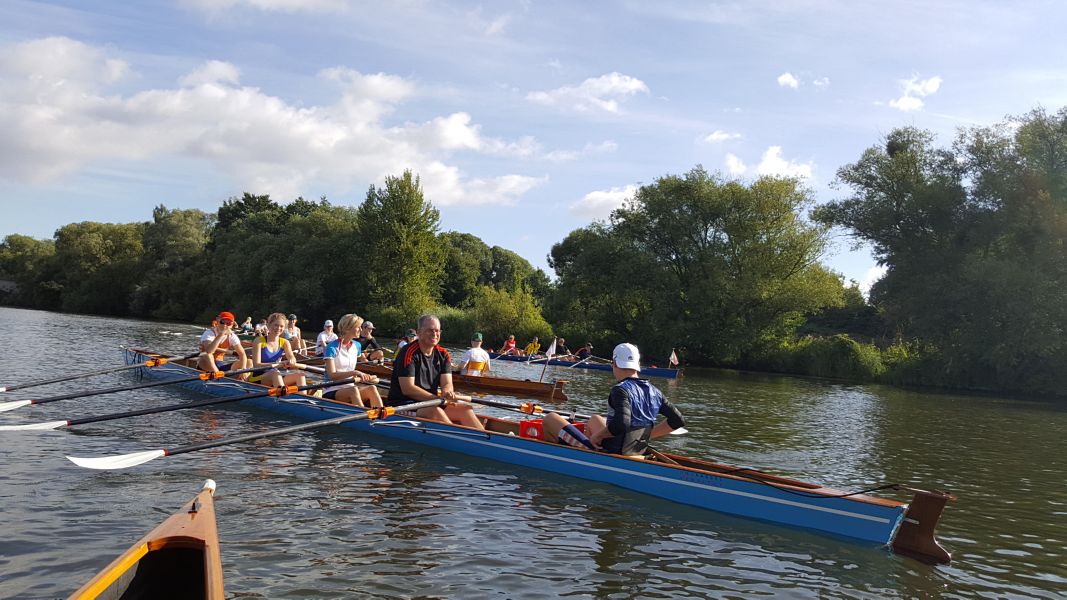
top-left (3, 107), bottom-right (1066, 398)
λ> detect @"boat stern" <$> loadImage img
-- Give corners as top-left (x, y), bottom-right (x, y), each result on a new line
top-left (891, 487), bottom-right (955, 564)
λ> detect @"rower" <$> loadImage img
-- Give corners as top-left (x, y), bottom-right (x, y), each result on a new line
top-left (457, 332), bottom-right (491, 376)
top-left (249, 312), bottom-right (306, 388)
top-left (500, 334), bottom-right (518, 356)
top-left (322, 313), bottom-right (383, 408)
top-left (196, 310), bottom-right (250, 380)
top-left (543, 342), bottom-right (685, 456)
top-left (523, 336), bottom-right (541, 357)
top-left (393, 329), bottom-right (416, 360)
top-left (356, 320), bottom-right (386, 363)
top-left (281, 313), bottom-right (307, 354)
top-left (388, 315), bottom-right (484, 429)
top-left (315, 319), bottom-right (338, 356)
top-left (575, 342), bottom-right (593, 360)
top-left (554, 337), bottom-right (573, 361)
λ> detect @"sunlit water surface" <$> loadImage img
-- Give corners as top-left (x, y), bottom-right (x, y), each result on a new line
top-left (0, 307), bottom-right (1064, 598)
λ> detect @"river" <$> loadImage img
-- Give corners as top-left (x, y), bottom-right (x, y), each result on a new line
top-left (0, 306), bottom-right (1064, 598)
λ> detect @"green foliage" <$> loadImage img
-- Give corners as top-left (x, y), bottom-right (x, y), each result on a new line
top-left (53, 221), bottom-right (146, 315)
top-left (816, 107), bottom-right (1067, 395)
top-left (469, 285), bottom-right (553, 350)
top-left (440, 232), bottom-right (493, 306)
top-left (751, 334), bottom-right (886, 380)
top-left (357, 170), bottom-right (444, 316)
top-left (548, 166), bottom-right (842, 365)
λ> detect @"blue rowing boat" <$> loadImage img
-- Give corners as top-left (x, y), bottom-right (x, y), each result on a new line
top-left (489, 353), bottom-right (680, 379)
top-left (121, 348), bottom-right (952, 564)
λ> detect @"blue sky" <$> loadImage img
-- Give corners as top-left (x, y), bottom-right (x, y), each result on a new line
top-left (2, 1), bottom-right (1065, 291)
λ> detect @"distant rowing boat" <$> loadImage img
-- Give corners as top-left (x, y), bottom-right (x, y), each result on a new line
top-left (346, 360), bottom-right (569, 401)
top-left (114, 348), bottom-right (953, 564)
top-left (489, 353), bottom-right (681, 379)
top-left (69, 479), bottom-right (223, 600)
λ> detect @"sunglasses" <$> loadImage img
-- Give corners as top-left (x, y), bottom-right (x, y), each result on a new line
top-left (219, 319), bottom-right (233, 325)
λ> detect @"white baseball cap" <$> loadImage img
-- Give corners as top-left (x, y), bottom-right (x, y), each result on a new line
top-left (324, 320), bottom-right (334, 327)
top-left (612, 343), bottom-right (641, 371)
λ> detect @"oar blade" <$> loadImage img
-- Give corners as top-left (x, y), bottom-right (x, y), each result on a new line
top-left (0, 400), bottom-right (32, 413)
top-left (67, 449), bottom-right (166, 470)
top-left (670, 427), bottom-right (688, 436)
top-left (0, 420), bottom-right (67, 431)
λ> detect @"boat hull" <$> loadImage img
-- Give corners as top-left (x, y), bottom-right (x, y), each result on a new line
top-left (490, 353), bottom-right (680, 379)
top-left (121, 349), bottom-right (950, 563)
top-left (70, 480), bottom-right (223, 600)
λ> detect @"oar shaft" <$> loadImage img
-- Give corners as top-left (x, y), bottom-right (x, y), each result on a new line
top-left (66, 378), bottom-right (354, 427)
top-left (25, 364), bottom-right (269, 407)
top-left (164, 398), bottom-right (445, 457)
top-left (0, 352), bottom-right (199, 393)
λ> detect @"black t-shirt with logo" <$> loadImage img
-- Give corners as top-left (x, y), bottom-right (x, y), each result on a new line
top-left (387, 343), bottom-right (452, 407)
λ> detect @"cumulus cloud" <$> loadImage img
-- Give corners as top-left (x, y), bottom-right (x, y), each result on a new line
top-left (813, 76), bottom-right (830, 88)
top-left (888, 74), bottom-right (942, 112)
top-left (570, 184), bottom-right (637, 219)
top-left (527, 72), bottom-right (649, 113)
top-left (725, 154), bottom-right (747, 175)
top-left (704, 130), bottom-right (741, 143)
top-left (724, 147), bottom-right (812, 179)
top-left (777, 72), bottom-right (799, 89)
top-left (0, 36), bottom-right (547, 206)
top-left (859, 264), bottom-right (887, 297)
top-left (756, 146), bottom-right (813, 178)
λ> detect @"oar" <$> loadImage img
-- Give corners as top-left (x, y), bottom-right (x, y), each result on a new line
top-left (0, 353), bottom-right (200, 394)
top-left (67, 398), bottom-right (446, 470)
top-left (0, 378), bottom-right (354, 431)
top-left (568, 354), bottom-right (595, 368)
top-left (463, 397), bottom-right (687, 435)
top-left (0, 363), bottom-right (272, 413)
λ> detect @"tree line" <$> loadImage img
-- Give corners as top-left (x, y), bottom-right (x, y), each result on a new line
top-left (3, 107), bottom-right (1066, 396)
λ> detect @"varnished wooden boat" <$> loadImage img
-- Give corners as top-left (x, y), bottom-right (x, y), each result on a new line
top-left (490, 352), bottom-right (681, 379)
top-left (294, 353), bottom-right (569, 401)
top-left (69, 480), bottom-right (223, 600)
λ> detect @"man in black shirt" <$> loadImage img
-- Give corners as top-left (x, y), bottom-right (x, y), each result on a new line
top-left (388, 314), bottom-right (484, 430)
top-left (357, 320), bottom-right (385, 362)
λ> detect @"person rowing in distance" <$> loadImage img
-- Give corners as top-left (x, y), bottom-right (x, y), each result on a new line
top-left (282, 313), bottom-right (307, 355)
top-left (575, 342), bottom-right (594, 360)
top-left (554, 337), bottom-right (573, 361)
top-left (542, 343), bottom-right (685, 455)
top-left (356, 320), bottom-right (386, 363)
top-left (523, 336), bottom-right (541, 358)
top-left (500, 334), bottom-right (518, 356)
top-left (249, 312), bottom-right (307, 388)
top-left (393, 329), bottom-right (417, 360)
top-left (322, 313), bottom-right (383, 408)
top-left (457, 332), bottom-right (491, 376)
top-left (315, 319), bottom-right (338, 355)
top-left (197, 311), bottom-right (250, 380)
top-left (388, 315), bottom-right (484, 429)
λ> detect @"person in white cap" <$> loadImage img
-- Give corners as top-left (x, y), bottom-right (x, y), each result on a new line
top-left (542, 342), bottom-right (685, 456)
top-left (315, 319), bottom-right (338, 355)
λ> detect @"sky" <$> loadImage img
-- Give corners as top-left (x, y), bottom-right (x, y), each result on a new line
top-left (2, 0), bottom-right (1065, 292)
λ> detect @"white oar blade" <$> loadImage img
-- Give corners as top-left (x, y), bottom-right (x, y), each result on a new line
top-left (670, 427), bottom-right (688, 436)
top-left (0, 400), bottom-right (32, 413)
top-left (67, 449), bottom-right (166, 470)
top-left (0, 420), bottom-right (67, 431)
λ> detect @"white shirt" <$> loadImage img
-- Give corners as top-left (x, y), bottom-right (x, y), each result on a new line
top-left (316, 331), bottom-right (338, 354)
top-left (322, 338), bottom-right (362, 392)
top-left (459, 347), bottom-right (491, 376)
top-left (199, 328), bottom-right (242, 360)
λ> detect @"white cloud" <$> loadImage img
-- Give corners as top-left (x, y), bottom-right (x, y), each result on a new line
top-left (570, 184), bottom-right (637, 219)
top-left (888, 74), bottom-right (942, 112)
top-left (859, 265), bottom-right (887, 297)
top-left (704, 130), bottom-right (741, 143)
top-left (0, 36), bottom-right (548, 206)
top-left (756, 146), bottom-right (813, 178)
top-left (813, 76), bottom-right (830, 88)
top-left (777, 72), bottom-right (799, 89)
top-left (181, 0), bottom-right (349, 15)
top-left (725, 153), bottom-right (747, 175)
top-left (527, 72), bottom-right (650, 113)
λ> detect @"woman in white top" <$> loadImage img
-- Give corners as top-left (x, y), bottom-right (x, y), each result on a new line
top-left (316, 320), bottom-right (338, 355)
top-left (322, 313), bottom-right (383, 408)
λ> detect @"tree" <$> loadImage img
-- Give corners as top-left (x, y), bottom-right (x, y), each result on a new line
top-left (53, 221), bottom-right (146, 315)
top-left (549, 167), bottom-right (841, 364)
top-left (439, 232), bottom-right (492, 306)
top-left (356, 170), bottom-right (444, 316)
top-left (131, 206), bottom-right (213, 319)
top-left (816, 108), bottom-right (1067, 393)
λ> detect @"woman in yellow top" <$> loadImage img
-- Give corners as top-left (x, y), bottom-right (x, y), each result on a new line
top-left (251, 312), bottom-right (307, 388)
top-left (523, 336), bottom-right (541, 357)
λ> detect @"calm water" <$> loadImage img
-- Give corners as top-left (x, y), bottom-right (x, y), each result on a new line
top-left (0, 306), bottom-right (1065, 598)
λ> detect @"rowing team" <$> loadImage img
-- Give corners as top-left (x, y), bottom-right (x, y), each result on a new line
top-left (200, 311), bottom-right (686, 457)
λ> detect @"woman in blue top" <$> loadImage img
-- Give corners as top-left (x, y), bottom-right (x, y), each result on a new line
top-left (251, 312), bottom-right (307, 389)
